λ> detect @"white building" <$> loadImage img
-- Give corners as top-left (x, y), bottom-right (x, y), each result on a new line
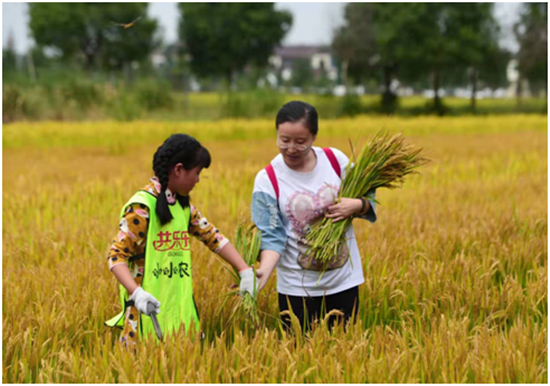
top-left (268, 45), bottom-right (338, 84)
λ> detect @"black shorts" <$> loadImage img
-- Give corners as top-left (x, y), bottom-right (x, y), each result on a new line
top-left (278, 286), bottom-right (359, 332)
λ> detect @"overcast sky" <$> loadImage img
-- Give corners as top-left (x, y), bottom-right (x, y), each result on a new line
top-left (3, 2), bottom-right (523, 55)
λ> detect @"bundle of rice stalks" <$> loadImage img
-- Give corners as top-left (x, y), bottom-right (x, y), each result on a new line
top-left (216, 222), bottom-right (262, 326)
top-left (305, 131), bottom-right (429, 271)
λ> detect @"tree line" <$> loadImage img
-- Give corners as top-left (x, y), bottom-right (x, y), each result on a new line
top-left (333, 3), bottom-right (546, 113)
top-left (3, 3), bottom-right (547, 114)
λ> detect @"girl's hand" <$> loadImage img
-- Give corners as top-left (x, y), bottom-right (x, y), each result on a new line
top-left (325, 198), bottom-right (366, 222)
top-left (239, 268), bottom-right (259, 299)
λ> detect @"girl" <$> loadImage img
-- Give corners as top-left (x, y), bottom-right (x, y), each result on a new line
top-left (105, 134), bottom-right (258, 347)
top-left (252, 101), bottom-right (377, 332)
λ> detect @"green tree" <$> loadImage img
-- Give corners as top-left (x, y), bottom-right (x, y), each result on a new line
top-left (389, 4), bottom-right (463, 114)
top-left (476, 46), bottom-right (511, 94)
top-left (291, 58), bottom-right (314, 91)
top-left (28, 3), bottom-right (158, 71)
top-left (2, 31), bottom-right (18, 75)
top-left (444, 3), bottom-right (503, 110)
top-left (334, 3), bottom-right (499, 114)
top-left (332, 3), bottom-right (398, 113)
top-left (514, 3), bottom-right (547, 98)
top-left (332, 3), bottom-right (377, 86)
top-left (178, 3), bottom-right (292, 86)
top-left (375, 4), bottom-right (502, 114)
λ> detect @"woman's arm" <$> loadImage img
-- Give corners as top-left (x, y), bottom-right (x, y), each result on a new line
top-left (325, 198), bottom-right (365, 222)
top-left (251, 171), bottom-right (288, 292)
top-left (325, 189), bottom-right (377, 223)
top-left (328, 149), bottom-right (377, 223)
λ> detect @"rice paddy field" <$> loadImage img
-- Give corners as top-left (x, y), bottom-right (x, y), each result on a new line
top-left (2, 114), bottom-right (548, 382)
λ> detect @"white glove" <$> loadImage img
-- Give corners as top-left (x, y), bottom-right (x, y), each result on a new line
top-left (130, 287), bottom-right (161, 315)
top-left (239, 267), bottom-right (259, 299)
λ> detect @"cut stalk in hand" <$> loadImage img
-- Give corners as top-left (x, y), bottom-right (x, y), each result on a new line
top-left (305, 131), bottom-right (429, 272)
top-left (232, 223), bottom-right (261, 325)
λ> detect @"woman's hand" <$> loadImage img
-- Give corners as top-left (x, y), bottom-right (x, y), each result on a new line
top-left (255, 267), bottom-right (269, 291)
top-left (325, 198), bottom-right (367, 222)
top-left (255, 250), bottom-right (281, 291)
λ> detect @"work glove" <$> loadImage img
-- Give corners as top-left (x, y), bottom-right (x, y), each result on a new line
top-left (130, 286), bottom-right (161, 316)
top-left (239, 267), bottom-right (259, 300)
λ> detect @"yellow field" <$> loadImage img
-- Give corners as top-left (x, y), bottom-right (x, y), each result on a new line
top-left (3, 115), bottom-right (547, 382)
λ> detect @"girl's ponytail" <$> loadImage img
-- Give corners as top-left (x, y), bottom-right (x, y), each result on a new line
top-left (152, 134), bottom-right (211, 226)
top-left (153, 149), bottom-right (173, 225)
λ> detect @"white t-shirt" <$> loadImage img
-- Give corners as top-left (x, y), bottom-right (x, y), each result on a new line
top-left (251, 146), bottom-right (376, 297)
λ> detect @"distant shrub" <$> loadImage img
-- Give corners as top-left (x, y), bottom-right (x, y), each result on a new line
top-left (221, 90), bottom-right (284, 118)
top-left (221, 92), bottom-right (249, 118)
top-left (2, 85), bottom-right (22, 123)
top-left (61, 79), bottom-right (103, 111)
top-left (107, 92), bottom-right (142, 121)
top-left (253, 89), bottom-right (284, 116)
top-left (2, 85), bottom-right (44, 122)
top-left (133, 79), bottom-right (174, 111)
top-left (338, 93), bottom-right (363, 117)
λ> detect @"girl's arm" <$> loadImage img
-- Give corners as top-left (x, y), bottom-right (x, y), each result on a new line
top-left (111, 264), bottom-right (139, 295)
top-left (108, 202), bottom-right (160, 314)
top-left (217, 242), bottom-right (258, 298)
top-left (108, 203), bottom-right (149, 288)
top-left (188, 204), bottom-right (231, 253)
top-left (188, 206), bottom-right (253, 275)
top-left (217, 242), bottom-right (249, 272)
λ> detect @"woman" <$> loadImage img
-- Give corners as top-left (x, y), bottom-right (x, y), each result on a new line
top-left (252, 101), bottom-right (376, 332)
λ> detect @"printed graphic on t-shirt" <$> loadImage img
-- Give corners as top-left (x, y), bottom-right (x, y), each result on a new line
top-left (285, 183), bottom-right (349, 270)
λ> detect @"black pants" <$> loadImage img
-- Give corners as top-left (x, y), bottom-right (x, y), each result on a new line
top-left (278, 286), bottom-right (359, 333)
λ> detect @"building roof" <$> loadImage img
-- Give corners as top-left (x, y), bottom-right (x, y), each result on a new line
top-left (274, 45), bottom-right (331, 59)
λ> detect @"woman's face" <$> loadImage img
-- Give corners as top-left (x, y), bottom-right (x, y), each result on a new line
top-left (277, 121), bottom-right (316, 167)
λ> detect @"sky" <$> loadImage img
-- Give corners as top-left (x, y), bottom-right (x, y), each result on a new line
top-left (2, 2), bottom-right (523, 55)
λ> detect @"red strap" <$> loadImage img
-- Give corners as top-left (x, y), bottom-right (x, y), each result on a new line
top-left (265, 164), bottom-right (279, 200)
top-left (266, 149), bottom-right (340, 200)
top-left (322, 147), bottom-right (341, 179)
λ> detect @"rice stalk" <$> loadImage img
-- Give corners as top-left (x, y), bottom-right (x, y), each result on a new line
top-left (227, 222), bottom-right (262, 326)
top-left (305, 131), bottom-right (429, 271)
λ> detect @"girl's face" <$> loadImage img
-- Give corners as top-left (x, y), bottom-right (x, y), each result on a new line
top-left (277, 121), bottom-right (316, 167)
top-left (170, 164), bottom-right (202, 196)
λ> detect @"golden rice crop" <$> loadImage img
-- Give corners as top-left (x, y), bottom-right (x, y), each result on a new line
top-left (2, 115), bottom-right (547, 383)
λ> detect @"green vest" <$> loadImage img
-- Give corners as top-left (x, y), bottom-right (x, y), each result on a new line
top-left (105, 190), bottom-right (200, 339)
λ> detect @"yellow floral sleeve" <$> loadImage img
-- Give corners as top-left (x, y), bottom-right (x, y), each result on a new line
top-left (188, 204), bottom-right (229, 253)
top-left (107, 203), bottom-right (149, 271)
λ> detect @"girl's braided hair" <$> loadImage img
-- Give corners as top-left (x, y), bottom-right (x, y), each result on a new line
top-left (152, 134), bottom-right (211, 225)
